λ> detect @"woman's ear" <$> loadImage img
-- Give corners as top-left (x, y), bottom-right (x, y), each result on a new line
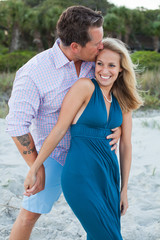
top-left (118, 70), bottom-right (123, 78)
top-left (119, 67), bottom-right (123, 73)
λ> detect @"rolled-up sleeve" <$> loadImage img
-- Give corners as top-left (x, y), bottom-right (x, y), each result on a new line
top-left (6, 74), bottom-right (40, 137)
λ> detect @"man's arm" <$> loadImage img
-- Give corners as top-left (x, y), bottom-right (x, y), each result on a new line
top-left (6, 72), bottom-right (43, 195)
top-left (12, 133), bottom-right (45, 196)
top-left (13, 133), bottom-right (37, 167)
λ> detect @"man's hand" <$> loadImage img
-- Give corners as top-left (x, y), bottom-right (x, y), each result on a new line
top-left (12, 133), bottom-right (45, 196)
top-left (24, 165), bottom-right (45, 197)
top-left (107, 126), bottom-right (121, 152)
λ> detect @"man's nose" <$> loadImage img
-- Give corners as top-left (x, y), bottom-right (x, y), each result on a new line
top-left (98, 42), bottom-right (104, 50)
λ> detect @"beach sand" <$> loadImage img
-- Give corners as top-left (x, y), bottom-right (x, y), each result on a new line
top-left (0, 115), bottom-right (160, 240)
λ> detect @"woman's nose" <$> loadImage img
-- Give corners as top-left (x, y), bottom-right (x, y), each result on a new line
top-left (102, 67), bottom-right (109, 74)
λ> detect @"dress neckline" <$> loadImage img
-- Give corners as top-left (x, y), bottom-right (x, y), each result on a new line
top-left (93, 79), bottom-right (112, 126)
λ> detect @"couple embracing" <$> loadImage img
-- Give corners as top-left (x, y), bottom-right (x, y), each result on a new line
top-left (7, 5), bottom-right (143, 240)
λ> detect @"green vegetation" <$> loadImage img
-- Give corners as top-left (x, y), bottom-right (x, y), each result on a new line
top-left (0, 59), bottom-right (160, 118)
top-left (141, 119), bottom-right (160, 130)
top-left (0, 72), bottom-right (15, 118)
top-left (138, 68), bottom-right (160, 108)
top-left (0, 0), bottom-right (160, 52)
top-left (0, 50), bottom-right (36, 72)
top-left (0, 72), bottom-right (15, 92)
top-left (0, 0), bottom-right (160, 117)
top-left (0, 45), bottom-right (9, 55)
top-left (139, 68), bottom-right (160, 108)
top-left (141, 92), bottom-right (160, 108)
top-left (131, 51), bottom-right (160, 70)
top-left (131, 51), bottom-right (160, 109)
top-left (0, 101), bottom-right (9, 119)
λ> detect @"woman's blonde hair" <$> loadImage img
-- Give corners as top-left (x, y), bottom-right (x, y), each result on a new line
top-left (102, 37), bottom-right (143, 112)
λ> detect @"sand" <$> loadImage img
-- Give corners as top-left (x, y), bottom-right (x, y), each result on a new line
top-left (0, 114), bottom-right (160, 240)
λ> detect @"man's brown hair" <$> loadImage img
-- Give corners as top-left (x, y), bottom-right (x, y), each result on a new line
top-left (57, 5), bottom-right (103, 47)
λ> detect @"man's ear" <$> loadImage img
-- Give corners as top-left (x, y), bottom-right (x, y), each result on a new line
top-left (70, 42), bottom-right (81, 53)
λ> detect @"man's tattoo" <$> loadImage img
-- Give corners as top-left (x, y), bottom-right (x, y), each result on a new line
top-left (23, 146), bottom-right (36, 155)
top-left (17, 134), bottom-right (36, 155)
top-left (17, 134), bottom-right (30, 147)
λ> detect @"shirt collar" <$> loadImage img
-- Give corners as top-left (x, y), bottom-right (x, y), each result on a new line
top-left (51, 38), bottom-right (70, 69)
top-left (51, 39), bottom-right (95, 70)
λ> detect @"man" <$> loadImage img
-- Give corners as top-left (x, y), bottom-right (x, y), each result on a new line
top-left (6, 5), bottom-right (120, 240)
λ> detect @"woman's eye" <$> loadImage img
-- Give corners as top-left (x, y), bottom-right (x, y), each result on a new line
top-left (110, 64), bottom-right (115, 67)
top-left (97, 62), bottom-right (102, 66)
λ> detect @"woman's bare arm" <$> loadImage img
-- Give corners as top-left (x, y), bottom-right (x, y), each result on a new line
top-left (24, 78), bottom-right (94, 191)
top-left (119, 111), bottom-right (132, 215)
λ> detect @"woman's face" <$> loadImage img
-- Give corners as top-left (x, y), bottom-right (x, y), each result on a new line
top-left (95, 48), bottom-right (122, 89)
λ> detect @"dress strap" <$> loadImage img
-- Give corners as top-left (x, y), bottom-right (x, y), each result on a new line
top-left (91, 78), bottom-right (99, 88)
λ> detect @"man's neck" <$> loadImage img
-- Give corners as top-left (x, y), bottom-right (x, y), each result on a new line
top-left (59, 41), bottom-right (82, 77)
top-left (74, 60), bottom-right (82, 77)
top-left (59, 41), bottom-right (81, 63)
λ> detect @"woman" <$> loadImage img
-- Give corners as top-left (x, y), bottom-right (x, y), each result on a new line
top-left (24, 38), bottom-right (143, 239)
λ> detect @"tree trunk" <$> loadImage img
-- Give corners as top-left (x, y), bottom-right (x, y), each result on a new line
top-left (153, 36), bottom-right (159, 52)
top-left (105, 31), bottom-right (113, 37)
top-left (9, 23), bottom-right (20, 52)
top-left (124, 26), bottom-right (131, 45)
top-left (33, 30), bottom-right (44, 52)
top-left (117, 32), bottom-right (122, 40)
top-left (46, 33), bottom-right (54, 48)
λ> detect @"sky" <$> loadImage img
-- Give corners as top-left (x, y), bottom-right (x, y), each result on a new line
top-left (109, 0), bottom-right (160, 10)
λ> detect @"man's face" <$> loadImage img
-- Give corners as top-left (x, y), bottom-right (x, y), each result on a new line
top-left (77, 27), bottom-right (104, 62)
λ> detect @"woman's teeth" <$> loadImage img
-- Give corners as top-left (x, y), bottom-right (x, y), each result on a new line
top-left (100, 75), bottom-right (111, 79)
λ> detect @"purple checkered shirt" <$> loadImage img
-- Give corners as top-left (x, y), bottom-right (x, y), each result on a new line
top-left (6, 39), bottom-right (95, 165)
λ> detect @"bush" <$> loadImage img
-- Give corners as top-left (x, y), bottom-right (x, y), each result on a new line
top-left (0, 45), bottom-right (9, 55)
top-left (0, 72), bottom-right (15, 93)
top-left (131, 51), bottom-right (160, 70)
top-left (137, 68), bottom-right (160, 110)
top-left (0, 50), bottom-right (37, 72)
top-left (137, 68), bottom-right (160, 97)
top-left (0, 101), bottom-right (9, 118)
top-left (141, 92), bottom-right (160, 109)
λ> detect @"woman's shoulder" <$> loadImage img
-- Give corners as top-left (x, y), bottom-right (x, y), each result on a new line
top-left (74, 77), bottom-right (95, 92)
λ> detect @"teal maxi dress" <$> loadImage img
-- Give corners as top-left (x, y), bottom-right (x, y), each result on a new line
top-left (61, 78), bottom-right (123, 240)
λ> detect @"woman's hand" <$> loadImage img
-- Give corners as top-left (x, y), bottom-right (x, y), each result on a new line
top-left (24, 168), bottom-right (37, 193)
top-left (24, 165), bottom-right (45, 196)
top-left (120, 188), bottom-right (128, 216)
